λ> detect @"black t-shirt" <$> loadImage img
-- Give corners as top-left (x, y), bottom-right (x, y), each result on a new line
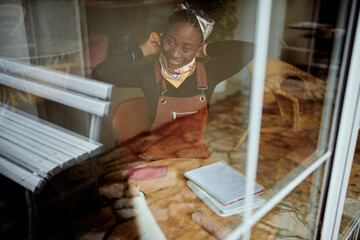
top-left (92, 40), bottom-right (254, 124)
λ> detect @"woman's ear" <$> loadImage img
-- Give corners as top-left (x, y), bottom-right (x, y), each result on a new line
top-left (159, 33), bottom-right (164, 46)
top-left (195, 42), bottom-right (207, 58)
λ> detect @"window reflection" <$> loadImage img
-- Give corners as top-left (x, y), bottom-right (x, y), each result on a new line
top-left (339, 135), bottom-right (360, 239)
top-left (0, 0), bottom-right (83, 66)
top-left (251, 166), bottom-right (325, 239)
top-left (254, 0), bottom-right (346, 189)
top-left (0, 0), bottom-right (355, 239)
top-left (0, 2), bottom-right (29, 60)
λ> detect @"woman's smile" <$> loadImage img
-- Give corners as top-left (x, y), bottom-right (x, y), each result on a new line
top-left (167, 56), bottom-right (184, 69)
top-left (162, 21), bottom-right (202, 69)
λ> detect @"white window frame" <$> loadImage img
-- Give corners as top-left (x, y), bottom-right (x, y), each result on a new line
top-left (321, 9), bottom-right (360, 239)
top-left (224, 1), bottom-right (360, 239)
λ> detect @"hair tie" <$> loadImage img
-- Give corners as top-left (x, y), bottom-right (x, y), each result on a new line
top-left (176, 1), bottom-right (215, 40)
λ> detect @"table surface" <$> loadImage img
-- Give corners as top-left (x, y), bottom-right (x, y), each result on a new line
top-left (135, 158), bottom-right (243, 240)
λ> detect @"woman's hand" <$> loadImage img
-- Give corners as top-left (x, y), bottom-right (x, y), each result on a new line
top-left (140, 32), bottom-right (162, 58)
top-left (128, 179), bottom-right (140, 197)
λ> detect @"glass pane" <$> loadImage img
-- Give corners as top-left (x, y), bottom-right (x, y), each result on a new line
top-left (0, 0), bottom-right (89, 134)
top-left (0, 0), bottom-right (356, 239)
top-left (338, 133), bottom-right (360, 239)
top-left (252, 0), bottom-right (352, 200)
top-left (252, 164), bottom-right (325, 239)
top-left (0, 0), bottom-right (257, 238)
top-left (235, 0), bottom-right (354, 238)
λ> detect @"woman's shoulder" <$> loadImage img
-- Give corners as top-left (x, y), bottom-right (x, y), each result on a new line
top-left (136, 62), bottom-right (157, 73)
top-left (202, 40), bottom-right (254, 83)
top-left (206, 40), bottom-right (254, 55)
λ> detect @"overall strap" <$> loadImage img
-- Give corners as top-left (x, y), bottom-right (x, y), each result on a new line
top-left (155, 62), bottom-right (166, 93)
top-left (196, 62), bottom-right (208, 89)
top-left (154, 62), bottom-right (208, 92)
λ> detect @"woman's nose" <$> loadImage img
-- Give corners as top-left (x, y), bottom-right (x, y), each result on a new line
top-left (170, 47), bottom-right (182, 58)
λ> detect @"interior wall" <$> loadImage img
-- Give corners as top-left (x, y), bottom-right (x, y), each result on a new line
top-left (220, 0), bottom-right (317, 100)
top-left (280, 0), bottom-right (316, 66)
top-left (212, 0), bottom-right (256, 102)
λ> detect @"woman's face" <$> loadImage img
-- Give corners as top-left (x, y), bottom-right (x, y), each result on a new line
top-left (162, 21), bottom-right (203, 69)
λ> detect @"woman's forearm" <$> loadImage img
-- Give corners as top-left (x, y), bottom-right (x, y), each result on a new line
top-left (92, 47), bottom-right (144, 85)
top-left (206, 40), bottom-right (254, 59)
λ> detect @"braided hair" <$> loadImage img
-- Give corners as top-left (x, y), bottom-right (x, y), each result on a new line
top-left (163, 0), bottom-right (223, 41)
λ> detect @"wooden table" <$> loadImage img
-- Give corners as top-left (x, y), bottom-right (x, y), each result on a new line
top-left (134, 158), bottom-right (242, 240)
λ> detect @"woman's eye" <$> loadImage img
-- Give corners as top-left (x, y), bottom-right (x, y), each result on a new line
top-left (167, 40), bottom-right (175, 46)
top-left (183, 48), bottom-right (193, 53)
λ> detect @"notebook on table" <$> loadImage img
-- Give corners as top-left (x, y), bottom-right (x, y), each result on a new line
top-left (187, 180), bottom-right (265, 217)
top-left (184, 161), bottom-right (265, 216)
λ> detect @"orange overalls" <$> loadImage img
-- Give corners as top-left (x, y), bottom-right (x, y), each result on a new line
top-left (139, 62), bottom-right (211, 160)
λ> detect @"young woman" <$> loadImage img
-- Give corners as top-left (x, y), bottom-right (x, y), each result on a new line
top-left (93, 1), bottom-right (253, 161)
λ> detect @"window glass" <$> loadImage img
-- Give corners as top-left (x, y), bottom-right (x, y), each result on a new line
top-left (253, 0), bottom-right (349, 195)
top-left (338, 134), bottom-right (360, 239)
top-left (251, 165), bottom-right (325, 239)
top-left (0, 0), bottom-right (355, 239)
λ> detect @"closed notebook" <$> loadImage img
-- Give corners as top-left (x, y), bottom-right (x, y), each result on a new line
top-left (184, 161), bottom-right (264, 205)
top-left (187, 180), bottom-right (265, 217)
